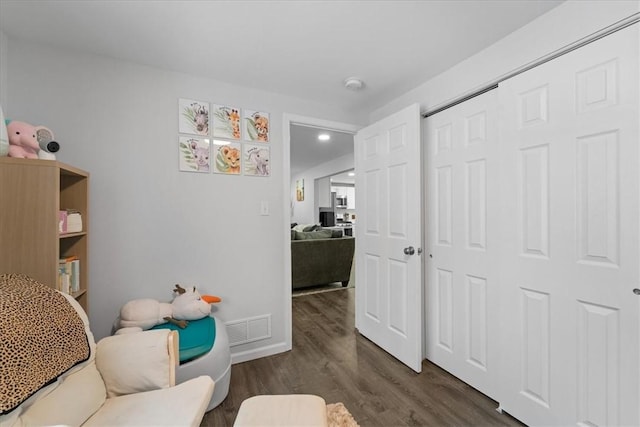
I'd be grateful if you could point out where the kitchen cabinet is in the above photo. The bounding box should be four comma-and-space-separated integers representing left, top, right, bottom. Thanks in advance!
346, 187, 355, 209
331, 185, 354, 209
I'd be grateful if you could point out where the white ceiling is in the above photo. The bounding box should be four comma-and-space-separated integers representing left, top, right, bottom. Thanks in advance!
0, 0, 564, 175
0, 0, 564, 118
290, 124, 354, 176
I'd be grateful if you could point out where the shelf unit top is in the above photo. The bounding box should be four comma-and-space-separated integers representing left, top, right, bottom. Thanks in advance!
0, 157, 89, 177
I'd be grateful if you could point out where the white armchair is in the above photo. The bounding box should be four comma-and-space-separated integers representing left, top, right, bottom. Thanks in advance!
0, 282, 214, 427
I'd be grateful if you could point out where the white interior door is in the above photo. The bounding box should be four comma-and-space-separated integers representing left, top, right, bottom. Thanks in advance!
355, 103, 423, 373
424, 90, 500, 400
498, 24, 639, 426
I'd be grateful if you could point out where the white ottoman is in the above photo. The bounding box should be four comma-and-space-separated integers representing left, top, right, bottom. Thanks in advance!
234, 394, 328, 426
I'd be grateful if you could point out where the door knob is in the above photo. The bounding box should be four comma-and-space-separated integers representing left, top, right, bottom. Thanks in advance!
404, 246, 415, 255
633, 288, 640, 295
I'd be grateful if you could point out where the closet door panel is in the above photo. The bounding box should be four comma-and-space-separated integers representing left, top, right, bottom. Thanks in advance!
498, 24, 639, 426
425, 90, 500, 400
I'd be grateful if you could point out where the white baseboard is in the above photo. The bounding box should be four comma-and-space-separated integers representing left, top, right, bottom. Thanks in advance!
230, 341, 291, 364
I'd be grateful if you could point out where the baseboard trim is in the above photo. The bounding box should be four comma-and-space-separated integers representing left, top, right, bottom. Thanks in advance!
230, 341, 291, 364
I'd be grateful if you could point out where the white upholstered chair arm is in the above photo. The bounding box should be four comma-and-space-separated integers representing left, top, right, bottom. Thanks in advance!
95, 329, 179, 398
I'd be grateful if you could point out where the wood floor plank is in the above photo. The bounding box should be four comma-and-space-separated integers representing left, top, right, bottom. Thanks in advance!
202, 288, 523, 426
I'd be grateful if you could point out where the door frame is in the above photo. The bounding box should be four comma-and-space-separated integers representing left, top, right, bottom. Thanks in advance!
282, 114, 360, 350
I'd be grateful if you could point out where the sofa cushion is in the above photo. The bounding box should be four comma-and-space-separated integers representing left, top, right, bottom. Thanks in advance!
83, 375, 214, 427
18, 361, 106, 427
294, 229, 333, 240
96, 329, 176, 398
329, 228, 344, 238
292, 223, 320, 232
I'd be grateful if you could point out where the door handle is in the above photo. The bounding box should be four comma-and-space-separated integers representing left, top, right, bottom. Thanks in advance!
634, 288, 640, 295
404, 246, 415, 255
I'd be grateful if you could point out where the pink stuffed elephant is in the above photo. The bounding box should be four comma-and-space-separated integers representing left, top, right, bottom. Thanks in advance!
7, 121, 40, 159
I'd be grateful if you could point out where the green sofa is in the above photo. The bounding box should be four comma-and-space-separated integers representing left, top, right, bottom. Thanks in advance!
291, 230, 355, 290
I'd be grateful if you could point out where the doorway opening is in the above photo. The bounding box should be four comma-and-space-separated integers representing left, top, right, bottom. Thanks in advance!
282, 114, 360, 350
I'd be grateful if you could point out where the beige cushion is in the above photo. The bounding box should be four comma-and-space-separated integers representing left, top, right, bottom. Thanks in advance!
234, 394, 328, 427
83, 375, 214, 427
60, 292, 97, 363
18, 362, 106, 427
96, 329, 176, 398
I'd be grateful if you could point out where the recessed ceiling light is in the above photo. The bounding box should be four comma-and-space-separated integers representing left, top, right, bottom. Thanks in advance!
318, 133, 331, 141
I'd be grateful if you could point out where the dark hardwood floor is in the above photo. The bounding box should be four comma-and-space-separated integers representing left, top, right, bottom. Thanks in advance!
202, 288, 523, 426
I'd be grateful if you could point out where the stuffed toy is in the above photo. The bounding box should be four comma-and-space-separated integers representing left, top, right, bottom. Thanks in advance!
116, 284, 221, 334
6, 121, 40, 159
5, 120, 60, 159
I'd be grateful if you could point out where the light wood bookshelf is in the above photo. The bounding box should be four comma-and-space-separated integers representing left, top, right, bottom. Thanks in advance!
0, 157, 89, 312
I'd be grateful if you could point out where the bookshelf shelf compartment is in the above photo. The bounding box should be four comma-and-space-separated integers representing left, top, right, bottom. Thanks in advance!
0, 158, 90, 313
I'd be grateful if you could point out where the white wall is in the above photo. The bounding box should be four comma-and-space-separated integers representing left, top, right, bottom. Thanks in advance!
290, 152, 354, 225
0, 30, 8, 108
3, 38, 363, 362
371, 0, 640, 121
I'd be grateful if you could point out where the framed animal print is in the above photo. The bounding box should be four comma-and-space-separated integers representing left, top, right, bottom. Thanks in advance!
243, 144, 270, 177
179, 136, 210, 173
214, 142, 242, 175
296, 179, 304, 201
179, 98, 210, 136
244, 110, 270, 143
212, 104, 242, 140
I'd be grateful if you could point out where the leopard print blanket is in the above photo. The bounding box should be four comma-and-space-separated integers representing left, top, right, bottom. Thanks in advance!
0, 274, 90, 415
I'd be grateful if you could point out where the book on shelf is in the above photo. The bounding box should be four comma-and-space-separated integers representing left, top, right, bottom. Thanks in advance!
58, 256, 80, 294
59, 209, 83, 234
58, 210, 67, 233
70, 259, 80, 293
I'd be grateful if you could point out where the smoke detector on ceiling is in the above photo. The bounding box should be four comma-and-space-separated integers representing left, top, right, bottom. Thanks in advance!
344, 77, 365, 91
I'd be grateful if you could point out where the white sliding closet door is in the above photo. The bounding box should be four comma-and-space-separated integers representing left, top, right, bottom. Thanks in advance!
498, 24, 639, 426
425, 91, 500, 400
